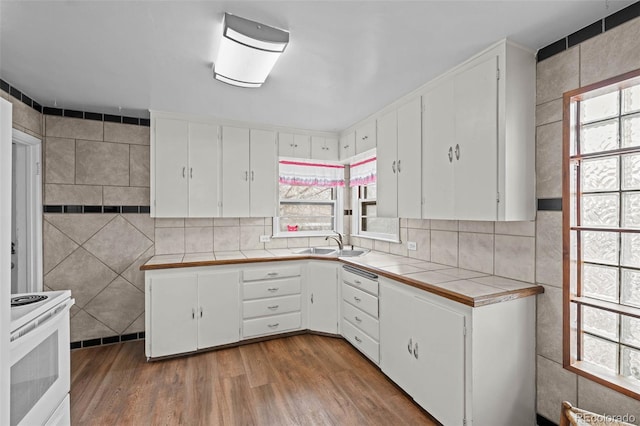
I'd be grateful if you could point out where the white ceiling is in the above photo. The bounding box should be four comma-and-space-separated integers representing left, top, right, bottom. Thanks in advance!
0, 1, 635, 132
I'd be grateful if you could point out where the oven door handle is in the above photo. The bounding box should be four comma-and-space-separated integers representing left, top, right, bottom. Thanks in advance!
10, 299, 74, 343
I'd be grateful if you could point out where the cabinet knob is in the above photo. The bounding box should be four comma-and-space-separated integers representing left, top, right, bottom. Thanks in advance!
355, 336, 362, 343
455, 144, 460, 160
190, 168, 193, 179
392, 160, 396, 173
407, 338, 413, 354
354, 316, 362, 323
244, 171, 249, 181
448, 147, 453, 163
251, 171, 255, 181
397, 159, 401, 173
413, 342, 419, 359
182, 167, 186, 178
353, 296, 361, 303
192, 308, 195, 319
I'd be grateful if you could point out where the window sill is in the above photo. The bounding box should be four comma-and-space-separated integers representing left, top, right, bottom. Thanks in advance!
566, 361, 640, 401
272, 231, 338, 239
352, 234, 401, 244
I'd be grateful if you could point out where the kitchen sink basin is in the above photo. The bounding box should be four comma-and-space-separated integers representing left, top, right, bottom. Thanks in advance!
296, 247, 337, 255
336, 249, 368, 257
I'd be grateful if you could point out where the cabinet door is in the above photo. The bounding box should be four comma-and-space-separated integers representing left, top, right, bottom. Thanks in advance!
188, 123, 219, 217
376, 109, 398, 218
311, 136, 339, 161
355, 120, 376, 153
250, 129, 277, 217
278, 132, 296, 157
379, 281, 415, 394
307, 262, 338, 334
149, 274, 198, 357
221, 126, 250, 217
397, 97, 422, 219
422, 77, 455, 219
197, 270, 240, 348
293, 134, 311, 158
154, 118, 188, 217
453, 55, 499, 220
412, 296, 466, 426
340, 132, 356, 160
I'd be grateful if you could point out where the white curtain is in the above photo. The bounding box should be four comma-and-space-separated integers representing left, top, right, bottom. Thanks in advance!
349, 151, 376, 187
279, 158, 345, 187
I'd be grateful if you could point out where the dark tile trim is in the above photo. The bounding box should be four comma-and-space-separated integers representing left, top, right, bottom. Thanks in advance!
537, 414, 558, 426
44, 205, 151, 214
605, 1, 640, 30
71, 332, 145, 350
0, 79, 149, 126
537, 198, 563, 211
538, 3, 640, 62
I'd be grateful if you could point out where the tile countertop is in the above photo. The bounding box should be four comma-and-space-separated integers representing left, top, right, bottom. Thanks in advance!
140, 249, 544, 307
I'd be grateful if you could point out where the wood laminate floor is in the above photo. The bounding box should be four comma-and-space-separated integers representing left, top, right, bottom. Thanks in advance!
70, 334, 439, 425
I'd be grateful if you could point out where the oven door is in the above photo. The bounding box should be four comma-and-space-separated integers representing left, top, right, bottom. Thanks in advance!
9, 299, 73, 426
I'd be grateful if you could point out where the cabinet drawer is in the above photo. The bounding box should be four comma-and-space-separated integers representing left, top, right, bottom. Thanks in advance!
243, 295, 301, 319
342, 301, 379, 340
243, 265, 301, 281
243, 277, 301, 300
342, 319, 379, 364
342, 283, 378, 318
243, 312, 301, 338
342, 269, 378, 296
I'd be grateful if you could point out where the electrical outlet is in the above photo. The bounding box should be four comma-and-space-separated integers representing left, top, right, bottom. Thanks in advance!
259, 235, 271, 243
407, 241, 417, 251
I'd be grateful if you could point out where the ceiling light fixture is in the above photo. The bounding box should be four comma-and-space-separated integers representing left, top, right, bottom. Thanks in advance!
213, 13, 289, 88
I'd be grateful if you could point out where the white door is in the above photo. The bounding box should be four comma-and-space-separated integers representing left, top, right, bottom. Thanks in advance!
376, 109, 398, 218
453, 55, 499, 220
379, 281, 415, 394
188, 122, 219, 217
149, 274, 198, 357
221, 126, 250, 217
307, 262, 338, 334
250, 129, 277, 217
412, 296, 466, 426
422, 77, 455, 219
154, 118, 188, 217
397, 97, 422, 219
197, 270, 240, 348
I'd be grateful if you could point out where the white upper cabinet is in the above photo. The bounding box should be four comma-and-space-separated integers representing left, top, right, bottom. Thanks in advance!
152, 116, 219, 218
278, 132, 311, 158
339, 131, 356, 160
376, 97, 422, 218
355, 120, 376, 154
421, 40, 535, 221
221, 126, 277, 217
310, 136, 339, 161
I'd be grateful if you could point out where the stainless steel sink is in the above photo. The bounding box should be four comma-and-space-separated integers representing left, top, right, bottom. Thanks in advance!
336, 249, 369, 257
296, 247, 337, 255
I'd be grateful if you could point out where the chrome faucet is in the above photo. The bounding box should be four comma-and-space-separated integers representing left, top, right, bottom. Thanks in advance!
325, 232, 344, 250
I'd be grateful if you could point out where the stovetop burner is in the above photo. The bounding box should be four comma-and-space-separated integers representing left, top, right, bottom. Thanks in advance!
11, 294, 48, 307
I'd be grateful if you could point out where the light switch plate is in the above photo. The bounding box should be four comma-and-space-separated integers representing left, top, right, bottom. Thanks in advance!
407, 241, 417, 251
259, 235, 271, 243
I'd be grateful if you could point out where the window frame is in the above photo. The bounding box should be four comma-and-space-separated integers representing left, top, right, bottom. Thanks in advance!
273, 185, 343, 238
351, 183, 400, 242
563, 68, 640, 401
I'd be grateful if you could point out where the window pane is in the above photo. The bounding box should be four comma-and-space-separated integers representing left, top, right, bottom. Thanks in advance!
583, 306, 619, 341
580, 91, 619, 123
621, 233, 640, 268
362, 217, 397, 235
621, 346, 640, 382
622, 192, 640, 228
580, 119, 619, 154
279, 217, 333, 232
621, 315, 640, 348
280, 185, 333, 201
363, 184, 377, 199
621, 269, 640, 308
622, 153, 640, 190
622, 113, 640, 148
623, 85, 640, 114
361, 201, 377, 217
581, 194, 619, 228
583, 334, 618, 373
583, 231, 619, 265
582, 157, 619, 192
280, 203, 333, 217
583, 263, 619, 302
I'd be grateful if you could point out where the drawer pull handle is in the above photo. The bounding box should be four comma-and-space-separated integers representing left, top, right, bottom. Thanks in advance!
354, 316, 362, 323
268, 323, 279, 328
267, 272, 279, 277
268, 287, 279, 292
354, 279, 362, 285
355, 336, 362, 343
353, 296, 361, 303
192, 308, 195, 319
267, 305, 279, 310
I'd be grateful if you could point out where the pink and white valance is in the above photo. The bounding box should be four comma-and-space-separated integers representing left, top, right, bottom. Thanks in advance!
349, 153, 376, 187
279, 158, 345, 187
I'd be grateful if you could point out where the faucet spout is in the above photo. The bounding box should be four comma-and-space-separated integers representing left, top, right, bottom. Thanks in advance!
325, 232, 344, 250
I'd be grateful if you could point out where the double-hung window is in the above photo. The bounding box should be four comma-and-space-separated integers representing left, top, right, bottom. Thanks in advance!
564, 69, 640, 399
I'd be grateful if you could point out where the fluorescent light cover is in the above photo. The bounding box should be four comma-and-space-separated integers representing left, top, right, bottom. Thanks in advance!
213, 13, 289, 88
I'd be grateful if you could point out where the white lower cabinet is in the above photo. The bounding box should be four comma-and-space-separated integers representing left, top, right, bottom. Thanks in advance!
380, 278, 536, 426
307, 261, 339, 334
145, 269, 240, 358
